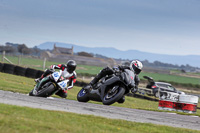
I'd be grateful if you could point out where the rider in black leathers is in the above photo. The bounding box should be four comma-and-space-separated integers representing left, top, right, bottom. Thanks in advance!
84, 60, 143, 93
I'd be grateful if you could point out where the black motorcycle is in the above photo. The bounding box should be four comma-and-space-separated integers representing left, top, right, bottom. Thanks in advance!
77, 69, 136, 105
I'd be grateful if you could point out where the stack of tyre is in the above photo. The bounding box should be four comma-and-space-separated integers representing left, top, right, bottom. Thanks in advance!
158, 91, 199, 113
0, 62, 44, 79
176, 94, 199, 113
158, 91, 179, 112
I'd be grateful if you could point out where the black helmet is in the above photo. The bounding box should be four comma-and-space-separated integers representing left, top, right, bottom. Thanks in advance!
66, 60, 76, 73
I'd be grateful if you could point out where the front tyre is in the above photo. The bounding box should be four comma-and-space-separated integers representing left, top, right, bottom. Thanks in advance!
29, 90, 34, 96
35, 82, 56, 97
102, 86, 125, 105
77, 88, 90, 102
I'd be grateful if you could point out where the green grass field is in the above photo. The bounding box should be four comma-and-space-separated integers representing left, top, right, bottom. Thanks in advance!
1, 104, 199, 133
140, 72, 200, 85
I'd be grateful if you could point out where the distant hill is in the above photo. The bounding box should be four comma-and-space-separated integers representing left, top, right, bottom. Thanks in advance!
37, 42, 200, 67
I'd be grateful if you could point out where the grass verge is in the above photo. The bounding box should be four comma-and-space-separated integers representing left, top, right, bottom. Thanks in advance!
0, 103, 199, 133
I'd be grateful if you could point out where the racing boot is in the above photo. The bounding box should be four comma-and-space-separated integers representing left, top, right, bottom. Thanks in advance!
131, 88, 137, 94
34, 70, 48, 83
34, 69, 51, 83
34, 75, 43, 83
131, 85, 139, 94
84, 75, 101, 92
34, 78, 41, 83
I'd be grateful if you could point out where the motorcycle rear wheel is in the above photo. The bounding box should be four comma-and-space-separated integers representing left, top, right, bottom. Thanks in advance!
118, 96, 125, 103
102, 86, 125, 105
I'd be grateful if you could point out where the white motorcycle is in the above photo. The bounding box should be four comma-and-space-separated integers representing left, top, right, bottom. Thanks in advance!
29, 70, 70, 97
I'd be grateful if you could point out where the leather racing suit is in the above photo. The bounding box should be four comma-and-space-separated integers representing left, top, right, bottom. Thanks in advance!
39, 64, 77, 98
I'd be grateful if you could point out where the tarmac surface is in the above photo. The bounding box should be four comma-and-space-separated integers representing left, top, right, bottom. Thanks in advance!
0, 90, 199, 131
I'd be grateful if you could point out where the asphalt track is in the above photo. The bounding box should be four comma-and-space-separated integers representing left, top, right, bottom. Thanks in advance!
0, 90, 200, 131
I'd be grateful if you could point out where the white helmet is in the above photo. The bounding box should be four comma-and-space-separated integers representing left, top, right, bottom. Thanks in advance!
130, 60, 143, 74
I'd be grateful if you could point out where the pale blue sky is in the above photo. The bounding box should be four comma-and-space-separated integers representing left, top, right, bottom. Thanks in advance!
0, 0, 200, 55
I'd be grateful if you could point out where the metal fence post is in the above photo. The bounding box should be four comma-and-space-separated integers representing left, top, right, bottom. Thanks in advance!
18, 55, 21, 65
2, 51, 5, 62
43, 58, 46, 70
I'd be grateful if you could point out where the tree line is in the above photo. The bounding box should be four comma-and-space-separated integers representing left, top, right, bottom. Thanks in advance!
0, 42, 42, 56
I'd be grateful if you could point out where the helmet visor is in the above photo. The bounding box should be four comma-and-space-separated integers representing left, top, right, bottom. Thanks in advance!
132, 64, 141, 74
135, 68, 141, 75
67, 66, 76, 74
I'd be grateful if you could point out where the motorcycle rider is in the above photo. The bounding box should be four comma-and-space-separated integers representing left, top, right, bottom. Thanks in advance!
84, 60, 143, 93
35, 60, 77, 98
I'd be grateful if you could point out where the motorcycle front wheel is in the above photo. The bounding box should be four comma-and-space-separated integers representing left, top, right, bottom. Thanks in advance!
77, 88, 90, 102
102, 86, 125, 105
32, 82, 56, 97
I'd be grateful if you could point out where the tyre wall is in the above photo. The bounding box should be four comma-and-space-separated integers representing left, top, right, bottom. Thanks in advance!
2, 63, 16, 74
14, 66, 27, 76
25, 68, 39, 78
36, 70, 44, 78
0, 62, 4, 72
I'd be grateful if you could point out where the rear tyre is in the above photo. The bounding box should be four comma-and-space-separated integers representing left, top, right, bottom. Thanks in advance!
35, 82, 56, 97
118, 96, 125, 104
102, 86, 125, 105
77, 88, 90, 102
